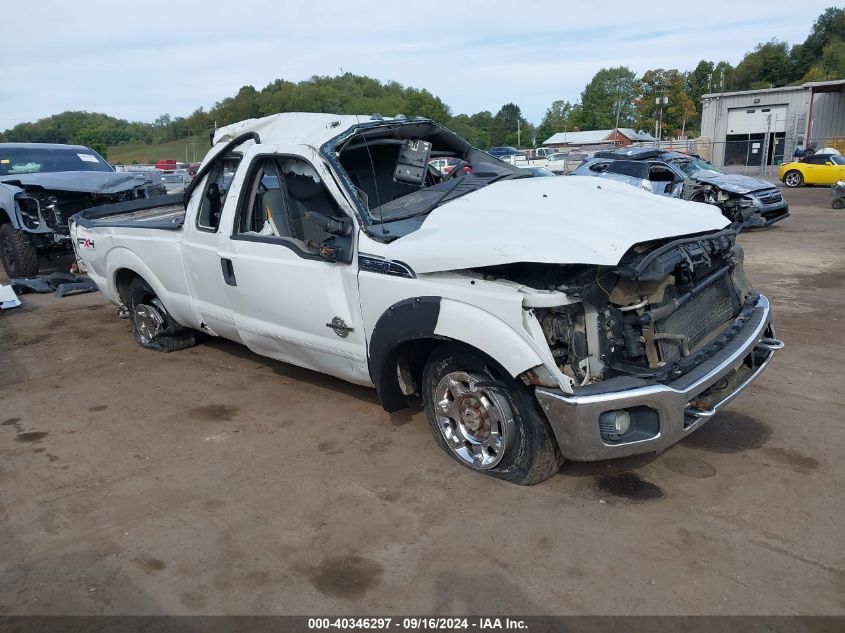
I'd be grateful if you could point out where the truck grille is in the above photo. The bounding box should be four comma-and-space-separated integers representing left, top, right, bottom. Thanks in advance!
654, 274, 740, 363
755, 190, 783, 206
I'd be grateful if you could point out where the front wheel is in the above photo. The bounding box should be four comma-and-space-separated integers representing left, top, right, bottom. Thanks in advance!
421, 344, 563, 485
783, 170, 803, 188
126, 276, 197, 352
0, 224, 39, 278
832, 198, 844, 210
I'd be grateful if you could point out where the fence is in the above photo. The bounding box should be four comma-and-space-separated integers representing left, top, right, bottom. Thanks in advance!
621, 111, 843, 176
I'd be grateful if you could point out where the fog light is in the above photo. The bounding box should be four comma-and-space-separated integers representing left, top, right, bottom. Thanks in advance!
599, 409, 631, 441
600, 407, 660, 444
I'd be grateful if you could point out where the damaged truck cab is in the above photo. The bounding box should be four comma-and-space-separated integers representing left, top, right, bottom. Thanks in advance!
71, 113, 782, 484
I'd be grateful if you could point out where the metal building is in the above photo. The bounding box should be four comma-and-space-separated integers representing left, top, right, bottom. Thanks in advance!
700, 79, 845, 168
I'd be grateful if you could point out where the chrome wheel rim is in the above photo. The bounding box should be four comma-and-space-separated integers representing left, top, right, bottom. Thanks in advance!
785, 173, 800, 187
434, 371, 515, 469
134, 301, 164, 344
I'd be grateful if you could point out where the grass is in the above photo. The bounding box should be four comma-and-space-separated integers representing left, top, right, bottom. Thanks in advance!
106, 135, 209, 165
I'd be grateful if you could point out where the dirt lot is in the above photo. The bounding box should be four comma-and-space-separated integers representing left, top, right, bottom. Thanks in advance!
1, 185, 843, 616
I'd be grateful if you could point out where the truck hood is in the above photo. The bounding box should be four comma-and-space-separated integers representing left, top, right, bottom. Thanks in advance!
690, 170, 774, 194
382, 176, 729, 274
0, 171, 147, 194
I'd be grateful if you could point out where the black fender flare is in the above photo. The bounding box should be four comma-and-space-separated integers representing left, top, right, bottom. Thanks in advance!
368, 296, 442, 412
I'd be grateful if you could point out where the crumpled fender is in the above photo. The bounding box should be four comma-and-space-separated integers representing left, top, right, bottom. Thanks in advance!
0, 182, 23, 224
433, 297, 553, 379
368, 295, 558, 412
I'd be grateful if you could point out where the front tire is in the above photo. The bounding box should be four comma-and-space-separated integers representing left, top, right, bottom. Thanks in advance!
421, 343, 563, 485
783, 170, 803, 188
126, 276, 197, 352
0, 224, 39, 278
832, 198, 844, 210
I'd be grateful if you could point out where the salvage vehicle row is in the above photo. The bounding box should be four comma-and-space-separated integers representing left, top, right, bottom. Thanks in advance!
570, 147, 790, 230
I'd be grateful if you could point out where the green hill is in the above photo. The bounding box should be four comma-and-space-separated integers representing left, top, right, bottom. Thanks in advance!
107, 135, 208, 165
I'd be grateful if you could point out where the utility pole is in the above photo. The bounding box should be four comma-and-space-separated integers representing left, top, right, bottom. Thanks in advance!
655, 88, 668, 148
614, 78, 624, 131
517, 118, 521, 147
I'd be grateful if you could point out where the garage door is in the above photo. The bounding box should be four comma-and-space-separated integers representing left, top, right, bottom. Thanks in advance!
727, 105, 787, 134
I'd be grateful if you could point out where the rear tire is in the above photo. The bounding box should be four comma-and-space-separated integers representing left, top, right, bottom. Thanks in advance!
832, 198, 844, 210
0, 224, 39, 278
126, 276, 197, 352
783, 170, 803, 188
421, 343, 563, 485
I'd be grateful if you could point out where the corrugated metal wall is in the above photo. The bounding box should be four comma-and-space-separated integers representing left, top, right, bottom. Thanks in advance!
700, 87, 811, 166
809, 90, 845, 143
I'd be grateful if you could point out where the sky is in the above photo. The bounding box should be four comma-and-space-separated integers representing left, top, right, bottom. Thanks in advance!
0, 0, 836, 130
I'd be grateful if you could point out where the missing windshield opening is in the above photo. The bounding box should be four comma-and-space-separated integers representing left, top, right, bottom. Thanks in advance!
334, 121, 519, 233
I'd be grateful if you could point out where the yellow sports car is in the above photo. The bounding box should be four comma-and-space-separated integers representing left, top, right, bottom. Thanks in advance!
779, 153, 845, 187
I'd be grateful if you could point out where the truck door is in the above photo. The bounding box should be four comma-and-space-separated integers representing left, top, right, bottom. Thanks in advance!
219, 145, 370, 386
181, 153, 244, 342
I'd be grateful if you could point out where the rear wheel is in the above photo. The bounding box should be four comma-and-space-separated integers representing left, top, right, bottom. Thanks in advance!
0, 224, 39, 278
126, 276, 197, 352
783, 170, 803, 188
832, 198, 844, 210
421, 343, 563, 485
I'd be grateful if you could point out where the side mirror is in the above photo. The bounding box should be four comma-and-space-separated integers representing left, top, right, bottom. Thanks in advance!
304, 210, 352, 236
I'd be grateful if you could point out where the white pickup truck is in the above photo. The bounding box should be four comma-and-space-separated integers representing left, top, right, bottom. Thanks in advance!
71, 113, 782, 485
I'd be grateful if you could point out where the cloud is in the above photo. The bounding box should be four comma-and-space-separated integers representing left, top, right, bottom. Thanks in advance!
0, 0, 833, 128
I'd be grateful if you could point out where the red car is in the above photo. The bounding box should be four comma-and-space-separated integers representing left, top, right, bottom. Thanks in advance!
155, 159, 178, 172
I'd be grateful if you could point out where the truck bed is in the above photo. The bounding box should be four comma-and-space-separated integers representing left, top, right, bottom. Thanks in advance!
72, 194, 186, 230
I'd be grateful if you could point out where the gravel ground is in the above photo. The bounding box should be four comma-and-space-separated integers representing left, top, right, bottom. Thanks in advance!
0, 184, 843, 615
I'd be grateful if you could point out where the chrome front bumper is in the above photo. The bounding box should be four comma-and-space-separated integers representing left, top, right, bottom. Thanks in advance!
534, 294, 781, 461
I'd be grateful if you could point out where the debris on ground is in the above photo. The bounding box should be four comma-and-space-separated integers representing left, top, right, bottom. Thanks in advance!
0, 283, 21, 309
10, 272, 98, 298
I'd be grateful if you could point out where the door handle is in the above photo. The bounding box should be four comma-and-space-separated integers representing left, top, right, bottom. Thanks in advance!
220, 258, 237, 286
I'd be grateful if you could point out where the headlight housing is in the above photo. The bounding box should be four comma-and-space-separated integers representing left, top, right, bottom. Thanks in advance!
15, 195, 42, 229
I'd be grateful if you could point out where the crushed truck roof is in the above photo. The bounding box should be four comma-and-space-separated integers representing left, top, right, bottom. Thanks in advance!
213, 112, 414, 149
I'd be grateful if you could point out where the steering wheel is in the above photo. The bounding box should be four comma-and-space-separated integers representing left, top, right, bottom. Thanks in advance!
425, 162, 442, 186
445, 160, 471, 180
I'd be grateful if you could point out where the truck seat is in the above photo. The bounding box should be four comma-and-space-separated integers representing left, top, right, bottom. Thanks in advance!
260, 188, 291, 237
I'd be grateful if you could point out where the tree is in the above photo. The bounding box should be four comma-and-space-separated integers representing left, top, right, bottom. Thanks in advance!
490, 103, 530, 147
403, 88, 450, 122
733, 40, 791, 89
578, 67, 638, 130
536, 100, 574, 144
185, 107, 212, 136
669, 90, 697, 139
74, 127, 108, 158
792, 7, 845, 80
803, 40, 845, 80
635, 69, 690, 140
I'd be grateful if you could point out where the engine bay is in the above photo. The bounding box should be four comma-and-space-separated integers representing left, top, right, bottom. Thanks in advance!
480, 230, 757, 387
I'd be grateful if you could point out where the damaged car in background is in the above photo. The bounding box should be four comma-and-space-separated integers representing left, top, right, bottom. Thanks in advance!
70, 113, 782, 484
571, 147, 789, 230
0, 143, 166, 277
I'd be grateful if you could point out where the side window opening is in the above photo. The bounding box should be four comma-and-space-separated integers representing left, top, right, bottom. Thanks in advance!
606, 161, 647, 179
235, 156, 349, 258
197, 155, 242, 232
648, 164, 677, 195
648, 165, 675, 182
